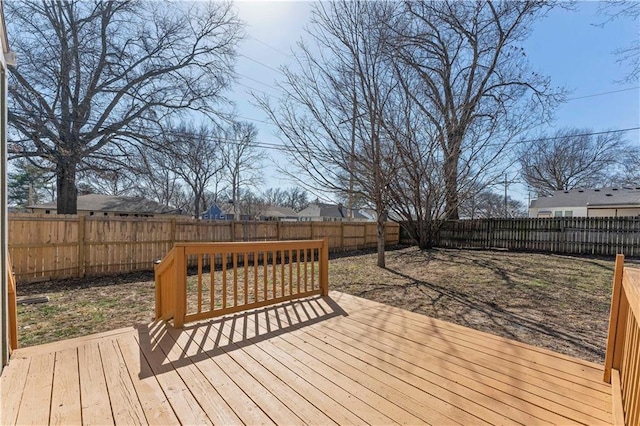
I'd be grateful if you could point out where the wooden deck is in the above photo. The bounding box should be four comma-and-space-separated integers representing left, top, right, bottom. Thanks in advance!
1, 291, 612, 425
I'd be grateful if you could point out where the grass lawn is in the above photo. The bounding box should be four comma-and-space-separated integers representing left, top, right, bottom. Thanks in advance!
16, 246, 619, 363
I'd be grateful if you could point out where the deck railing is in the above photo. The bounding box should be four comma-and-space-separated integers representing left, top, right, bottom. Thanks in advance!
604, 254, 640, 426
7, 256, 18, 351
155, 238, 329, 328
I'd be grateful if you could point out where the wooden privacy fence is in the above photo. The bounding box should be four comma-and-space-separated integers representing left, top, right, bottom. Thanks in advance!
155, 239, 329, 328
402, 217, 640, 256
604, 254, 640, 425
8, 214, 399, 283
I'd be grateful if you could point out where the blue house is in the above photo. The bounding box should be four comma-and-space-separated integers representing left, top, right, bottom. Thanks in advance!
201, 204, 231, 220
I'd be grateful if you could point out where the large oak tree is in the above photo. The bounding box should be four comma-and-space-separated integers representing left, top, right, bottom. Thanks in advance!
7, 0, 243, 213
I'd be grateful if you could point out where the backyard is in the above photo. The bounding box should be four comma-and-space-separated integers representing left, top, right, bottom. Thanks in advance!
16, 246, 619, 363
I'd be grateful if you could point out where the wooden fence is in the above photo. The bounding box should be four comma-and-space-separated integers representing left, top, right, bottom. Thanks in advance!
8, 214, 399, 283
400, 217, 640, 257
156, 239, 329, 328
604, 254, 640, 425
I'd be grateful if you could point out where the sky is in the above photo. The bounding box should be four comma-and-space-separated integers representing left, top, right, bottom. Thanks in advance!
231, 1, 640, 205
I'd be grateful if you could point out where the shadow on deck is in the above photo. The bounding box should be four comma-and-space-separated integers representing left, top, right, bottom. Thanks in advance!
1, 292, 613, 425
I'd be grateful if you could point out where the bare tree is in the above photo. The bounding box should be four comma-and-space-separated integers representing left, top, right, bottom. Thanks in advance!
263, 187, 310, 211
258, 1, 400, 267
6, 0, 243, 213
390, 1, 562, 219
460, 190, 526, 219
128, 146, 185, 210
262, 188, 287, 207
221, 122, 262, 220
518, 128, 632, 196
162, 123, 226, 218
383, 88, 448, 249
77, 160, 138, 196
598, 1, 640, 83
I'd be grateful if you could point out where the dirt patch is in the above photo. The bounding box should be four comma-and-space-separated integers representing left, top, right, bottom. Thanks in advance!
16, 247, 618, 363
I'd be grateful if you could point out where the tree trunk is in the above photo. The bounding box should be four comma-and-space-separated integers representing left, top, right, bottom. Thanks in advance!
56, 160, 78, 214
376, 211, 386, 268
194, 190, 202, 218
443, 149, 460, 220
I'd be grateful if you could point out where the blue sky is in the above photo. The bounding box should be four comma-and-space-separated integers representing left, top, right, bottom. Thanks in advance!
231, 1, 640, 204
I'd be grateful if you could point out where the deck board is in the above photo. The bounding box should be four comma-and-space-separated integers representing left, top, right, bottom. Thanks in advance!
2, 291, 613, 425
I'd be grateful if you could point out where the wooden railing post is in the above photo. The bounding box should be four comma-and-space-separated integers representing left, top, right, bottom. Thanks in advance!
7, 257, 18, 351
604, 254, 626, 383
321, 237, 329, 296
174, 245, 187, 328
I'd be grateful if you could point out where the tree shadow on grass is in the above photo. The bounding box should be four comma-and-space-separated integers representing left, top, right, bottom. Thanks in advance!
373, 267, 605, 360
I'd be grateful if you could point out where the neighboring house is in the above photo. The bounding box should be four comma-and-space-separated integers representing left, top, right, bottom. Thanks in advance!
298, 202, 370, 222
27, 194, 182, 217
1, 0, 15, 368
201, 204, 229, 220
529, 187, 640, 218
258, 205, 299, 221
201, 203, 252, 221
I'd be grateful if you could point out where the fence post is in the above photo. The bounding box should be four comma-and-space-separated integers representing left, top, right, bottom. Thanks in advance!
321, 236, 329, 296
230, 221, 236, 242
311, 221, 315, 239
170, 218, 176, 247
277, 221, 282, 241
340, 222, 345, 251
78, 215, 86, 278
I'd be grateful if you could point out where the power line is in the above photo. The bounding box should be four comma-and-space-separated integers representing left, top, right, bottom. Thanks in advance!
512, 127, 640, 146
247, 36, 295, 59
235, 73, 282, 93
566, 86, 640, 101
239, 54, 284, 74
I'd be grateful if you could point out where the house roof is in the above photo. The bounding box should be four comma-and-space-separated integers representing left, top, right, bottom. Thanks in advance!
530, 187, 640, 209
28, 194, 179, 215
299, 202, 368, 219
260, 205, 298, 218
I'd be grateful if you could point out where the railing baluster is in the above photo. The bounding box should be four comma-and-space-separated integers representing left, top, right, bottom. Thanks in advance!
253, 251, 258, 304
244, 251, 249, 305
297, 249, 301, 294
214, 253, 216, 311
233, 252, 238, 307
272, 250, 277, 299
263, 251, 267, 302
289, 249, 293, 296
311, 248, 315, 290
304, 248, 308, 292
222, 252, 227, 309
197, 253, 203, 313
281, 248, 285, 297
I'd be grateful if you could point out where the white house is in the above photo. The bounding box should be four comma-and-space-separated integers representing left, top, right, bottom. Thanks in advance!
298, 202, 370, 222
529, 187, 640, 218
